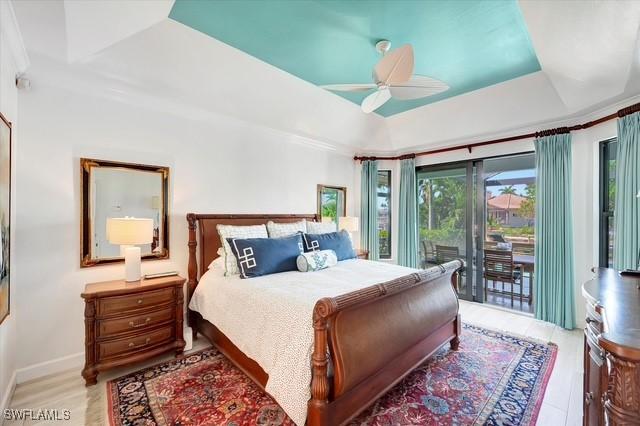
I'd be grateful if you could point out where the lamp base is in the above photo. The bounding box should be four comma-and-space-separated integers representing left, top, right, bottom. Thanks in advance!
123, 245, 142, 282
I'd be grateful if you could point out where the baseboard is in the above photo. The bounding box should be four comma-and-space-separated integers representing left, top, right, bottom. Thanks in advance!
15, 352, 84, 384
0, 370, 16, 426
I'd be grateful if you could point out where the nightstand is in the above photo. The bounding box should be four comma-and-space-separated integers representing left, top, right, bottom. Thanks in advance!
81, 275, 185, 386
356, 249, 369, 260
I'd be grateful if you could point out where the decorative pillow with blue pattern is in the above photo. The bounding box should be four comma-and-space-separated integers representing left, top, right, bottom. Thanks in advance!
266, 220, 307, 238
227, 233, 303, 279
302, 230, 356, 261
306, 221, 337, 234
296, 249, 338, 272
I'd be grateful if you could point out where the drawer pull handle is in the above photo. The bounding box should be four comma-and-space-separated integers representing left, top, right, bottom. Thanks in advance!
137, 299, 143, 304
128, 318, 151, 328
128, 337, 151, 348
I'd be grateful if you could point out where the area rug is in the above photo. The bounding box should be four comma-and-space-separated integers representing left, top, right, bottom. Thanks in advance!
107, 324, 556, 426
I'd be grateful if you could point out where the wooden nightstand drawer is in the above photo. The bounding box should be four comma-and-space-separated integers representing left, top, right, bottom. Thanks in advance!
97, 287, 174, 316
82, 275, 186, 385
98, 326, 174, 360
97, 307, 174, 338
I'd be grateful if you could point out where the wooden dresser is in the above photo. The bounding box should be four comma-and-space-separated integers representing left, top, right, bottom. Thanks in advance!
81, 276, 186, 385
582, 268, 640, 425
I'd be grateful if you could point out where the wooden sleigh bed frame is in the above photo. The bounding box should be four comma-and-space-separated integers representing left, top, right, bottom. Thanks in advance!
186, 213, 463, 426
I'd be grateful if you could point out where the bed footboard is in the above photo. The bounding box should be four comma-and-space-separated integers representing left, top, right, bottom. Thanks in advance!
308, 260, 463, 426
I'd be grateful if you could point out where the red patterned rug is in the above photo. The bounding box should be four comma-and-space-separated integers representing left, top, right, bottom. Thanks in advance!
108, 324, 556, 425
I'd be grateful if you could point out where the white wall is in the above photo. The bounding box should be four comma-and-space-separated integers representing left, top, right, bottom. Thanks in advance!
0, 1, 21, 413
13, 73, 356, 380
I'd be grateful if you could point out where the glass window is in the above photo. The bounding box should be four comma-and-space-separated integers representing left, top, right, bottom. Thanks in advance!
599, 139, 617, 268
377, 171, 391, 259
318, 185, 346, 224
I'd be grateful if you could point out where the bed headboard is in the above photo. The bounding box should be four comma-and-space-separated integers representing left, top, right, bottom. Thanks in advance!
186, 213, 319, 298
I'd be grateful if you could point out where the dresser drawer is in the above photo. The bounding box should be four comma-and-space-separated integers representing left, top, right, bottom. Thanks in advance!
585, 301, 602, 325
97, 287, 174, 316
98, 326, 174, 360
97, 307, 174, 338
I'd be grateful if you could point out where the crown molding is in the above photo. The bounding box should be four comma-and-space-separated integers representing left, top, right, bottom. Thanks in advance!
1, 0, 29, 72
357, 92, 640, 158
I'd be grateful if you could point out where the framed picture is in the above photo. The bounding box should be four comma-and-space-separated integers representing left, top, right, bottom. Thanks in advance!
0, 113, 11, 325
317, 184, 346, 224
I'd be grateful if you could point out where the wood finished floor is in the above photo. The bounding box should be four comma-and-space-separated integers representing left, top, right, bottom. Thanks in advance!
5, 301, 583, 425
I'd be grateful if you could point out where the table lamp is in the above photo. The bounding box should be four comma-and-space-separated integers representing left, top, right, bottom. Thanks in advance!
339, 216, 359, 246
107, 217, 153, 282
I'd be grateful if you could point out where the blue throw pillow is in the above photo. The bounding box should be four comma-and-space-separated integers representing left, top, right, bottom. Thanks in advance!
227, 233, 303, 279
302, 230, 356, 261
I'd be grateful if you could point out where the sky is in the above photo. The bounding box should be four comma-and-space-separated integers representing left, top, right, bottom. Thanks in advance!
486, 169, 535, 197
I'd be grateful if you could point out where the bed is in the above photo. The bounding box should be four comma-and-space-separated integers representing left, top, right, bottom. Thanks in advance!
186, 213, 463, 426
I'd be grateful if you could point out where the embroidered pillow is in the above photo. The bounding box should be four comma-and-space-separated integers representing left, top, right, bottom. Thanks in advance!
227, 234, 303, 279
296, 250, 338, 272
302, 230, 356, 261
217, 224, 268, 276
267, 220, 307, 238
306, 221, 337, 234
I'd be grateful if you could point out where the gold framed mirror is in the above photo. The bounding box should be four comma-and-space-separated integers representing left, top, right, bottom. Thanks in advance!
317, 184, 347, 224
80, 158, 169, 267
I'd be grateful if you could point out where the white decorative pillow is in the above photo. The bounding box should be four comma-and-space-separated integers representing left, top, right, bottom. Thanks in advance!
208, 256, 224, 270
267, 220, 307, 238
217, 224, 268, 276
296, 249, 338, 272
306, 221, 337, 234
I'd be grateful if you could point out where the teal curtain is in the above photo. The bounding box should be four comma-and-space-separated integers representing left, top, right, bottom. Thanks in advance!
534, 133, 576, 329
360, 160, 379, 260
398, 158, 418, 267
613, 112, 640, 270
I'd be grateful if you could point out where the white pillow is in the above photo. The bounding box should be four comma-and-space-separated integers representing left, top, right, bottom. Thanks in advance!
267, 220, 307, 238
217, 224, 268, 276
208, 256, 224, 270
307, 221, 337, 234
297, 249, 338, 272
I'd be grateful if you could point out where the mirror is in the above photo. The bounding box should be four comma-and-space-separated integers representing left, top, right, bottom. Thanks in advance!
81, 158, 169, 267
317, 184, 347, 224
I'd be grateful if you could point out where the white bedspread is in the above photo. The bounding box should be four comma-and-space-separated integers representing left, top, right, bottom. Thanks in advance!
189, 259, 418, 425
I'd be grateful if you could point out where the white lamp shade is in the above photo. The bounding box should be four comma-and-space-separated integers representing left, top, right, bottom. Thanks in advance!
339, 216, 359, 232
107, 217, 153, 245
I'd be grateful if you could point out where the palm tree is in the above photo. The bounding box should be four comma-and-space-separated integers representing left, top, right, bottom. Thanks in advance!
498, 185, 517, 225
499, 185, 517, 195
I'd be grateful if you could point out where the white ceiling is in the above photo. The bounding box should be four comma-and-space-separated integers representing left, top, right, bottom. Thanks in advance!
10, 0, 640, 154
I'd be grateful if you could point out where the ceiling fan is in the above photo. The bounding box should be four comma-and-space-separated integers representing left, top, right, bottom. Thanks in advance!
321, 40, 449, 113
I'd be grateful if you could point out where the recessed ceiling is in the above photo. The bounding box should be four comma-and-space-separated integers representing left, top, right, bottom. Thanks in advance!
169, 0, 541, 117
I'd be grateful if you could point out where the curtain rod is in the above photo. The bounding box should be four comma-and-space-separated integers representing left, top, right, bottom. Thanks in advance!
354, 101, 640, 162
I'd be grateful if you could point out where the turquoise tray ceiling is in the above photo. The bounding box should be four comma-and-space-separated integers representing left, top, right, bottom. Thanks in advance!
170, 0, 540, 117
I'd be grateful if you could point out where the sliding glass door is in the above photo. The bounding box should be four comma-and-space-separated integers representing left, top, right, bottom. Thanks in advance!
417, 153, 536, 312
417, 162, 480, 301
